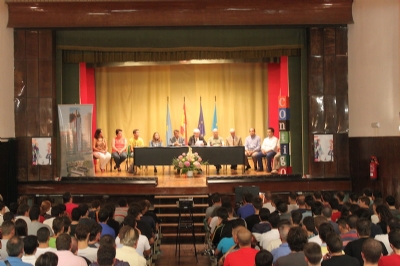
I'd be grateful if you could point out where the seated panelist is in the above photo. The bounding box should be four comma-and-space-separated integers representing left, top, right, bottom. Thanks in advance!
149, 132, 162, 173
93, 128, 112, 173
208, 128, 224, 174
128, 129, 144, 156
188, 128, 207, 146
111, 129, 127, 172
169, 130, 185, 146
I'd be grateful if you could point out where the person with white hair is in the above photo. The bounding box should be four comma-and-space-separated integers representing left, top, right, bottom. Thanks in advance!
208, 128, 224, 174
188, 128, 207, 146
225, 128, 243, 170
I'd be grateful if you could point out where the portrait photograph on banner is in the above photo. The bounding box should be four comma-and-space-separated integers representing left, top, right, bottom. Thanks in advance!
314, 134, 334, 162
58, 104, 94, 177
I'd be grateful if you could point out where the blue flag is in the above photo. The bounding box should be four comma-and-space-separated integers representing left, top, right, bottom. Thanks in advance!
166, 102, 173, 146
198, 103, 206, 136
212, 102, 218, 131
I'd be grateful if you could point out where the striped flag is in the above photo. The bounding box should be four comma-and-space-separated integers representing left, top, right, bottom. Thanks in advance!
212, 102, 218, 131
180, 100, 187, 144
166, 100, 172, 147
198, 102, 206, 136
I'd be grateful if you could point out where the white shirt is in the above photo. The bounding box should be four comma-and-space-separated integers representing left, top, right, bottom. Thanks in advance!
287, 204, 299, 213
115, 235, 150, 257
78, 246, 98, 262
261, 136, 278, 152
375, 234, 392, 254
262, 202, 276, 213
35, 247, 57, 258
22, 254, 37, 265
266, 238, 282, 252
371, 214, 379, 224
308, 235, 323, 245
43, 217, 55, 234
259, 228, 280, 250
116, 246, 146, 266
16, 216, 31, 226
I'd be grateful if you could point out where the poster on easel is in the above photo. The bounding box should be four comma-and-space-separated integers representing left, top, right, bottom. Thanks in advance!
58, 104, 94, 177
314, 134, 334, 162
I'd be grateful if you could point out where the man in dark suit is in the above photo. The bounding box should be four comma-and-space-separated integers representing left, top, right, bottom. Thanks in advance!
188, 128, 207, 146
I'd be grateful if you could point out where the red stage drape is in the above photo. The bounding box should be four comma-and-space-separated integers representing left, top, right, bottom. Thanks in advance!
79, 63, 97, 136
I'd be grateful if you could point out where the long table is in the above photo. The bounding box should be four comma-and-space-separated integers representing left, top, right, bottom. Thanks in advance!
133, 146, 245, 173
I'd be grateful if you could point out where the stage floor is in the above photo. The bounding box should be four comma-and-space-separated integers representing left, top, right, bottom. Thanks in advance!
93, 165, 271, 188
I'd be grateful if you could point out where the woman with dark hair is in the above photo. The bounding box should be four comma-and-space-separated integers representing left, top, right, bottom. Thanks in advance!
376, 204, 393, 234
93, 128, 112, 172
111, 129, 127, 172
149, 132, 163, 173
35, 252, 58, 266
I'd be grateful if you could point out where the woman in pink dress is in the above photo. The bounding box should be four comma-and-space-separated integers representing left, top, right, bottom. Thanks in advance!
93, 128, 112, 172
111, 129, 127, 172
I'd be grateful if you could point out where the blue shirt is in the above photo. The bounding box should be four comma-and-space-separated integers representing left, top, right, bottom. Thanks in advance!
217, 237, 235, 255
237, 204, 255, 219
99, 223, 116, 239
0, 257, 33, 266
271, 243, 291, 263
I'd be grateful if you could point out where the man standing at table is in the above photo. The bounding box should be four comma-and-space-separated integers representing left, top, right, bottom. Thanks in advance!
169, 129, 185, 146
257, 128, 278, 173
188, 128, 207, 146
226, 128, 242, 170
244, 128, 261, 171
208, 128, 224, 174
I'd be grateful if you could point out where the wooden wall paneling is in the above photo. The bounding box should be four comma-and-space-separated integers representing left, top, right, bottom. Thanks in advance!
39, 30, 54, 59
323, 55, 336, 95
14, 30, 25, 59
309, 56, 324, 95
336, 133, 349, 176
26, 98, 39, 137
16, 138, 28, 181
38, 60, 53, 97
26, 59, 38, 97
324, 95, 337, 133
14, 59, 26, 98
14, 98, 27, 138
25, 30, 38, 58
335, 55, 348, 96
7, 1, 354, 28
39, 98, 53, 137
323, 28, 336, 55
335, 27, 348, 56
39, 165, 53, 181
336, 95, 349, 133
309, 95, 325, 133
28, 163, 39, 181
309, 27, 324, 56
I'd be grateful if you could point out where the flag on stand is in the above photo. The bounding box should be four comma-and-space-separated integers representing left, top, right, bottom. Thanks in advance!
166, 100, 172, 147
180, 100, 187, 144
212, 101, 218, 131
198, 102, 206, 136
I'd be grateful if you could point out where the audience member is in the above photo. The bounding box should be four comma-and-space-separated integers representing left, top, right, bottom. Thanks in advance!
35, 227, 57, 257
255, 250, 273, 266
277, 201, 291, 221
302, 216, 316, 239
21, 235, 38, 265
329, 198, 341, 222
215, 219, 246, 260
76, 224, 98, 262
335, 191, 345, 211
0, 236, 32, 266
115, 197, 129, 224
15, 204, 31, 227
115, 226, 146, 266
245, 196, 263, 232
271, 220, 291, 263
28, 204, 53, 237
55, 233, 87, 266
308, 216, 328, 245
223, 228, 259, 266
43, 205, 62, 233
127, 206, 154, 245
98, 208, 115, 239
262, 191, 276, 213
321, 206, 340, 234
378, 230, 400, 265
321, 233, 359, 266
385, 195, 400, 218
91, 245, 129, 266
344, 218, 388, 265
274, 226, 308, 266
49, 217, 65, 248
375, 205, 393, 234
15, 219, 28, 238
0, 220, 16, 259
361, 239, 382, 266
288, 192, 299, 212
294, 195, 308, 215
304, 242, 322, 266
252, 208, 271, 242
318, 222, 335, 256
70, 207, 80, 236
237, 193, 255, 219
260, 212, 280, 250
35, 252, 58, 266
103, 204, 120, 237
291, 210, 303, 226
119, 215, 151, 258
88, 223, 102, 248
338, 215, 358, 247
375, 217, 400, 254
63, 192, 78, 217
78, 203, 96, 228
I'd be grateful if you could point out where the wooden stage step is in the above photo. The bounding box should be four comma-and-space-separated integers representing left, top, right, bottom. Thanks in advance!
158, 213, 205, 218
162, 223, 204, 227
154, 203, 208, 208
154, 195, 208, 199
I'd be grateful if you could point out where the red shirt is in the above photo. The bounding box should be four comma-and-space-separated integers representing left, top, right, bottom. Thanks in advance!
379, 254, 400, 266
65, 202, 79, 216
331, 211, 341, 222
224, 247, 259, 266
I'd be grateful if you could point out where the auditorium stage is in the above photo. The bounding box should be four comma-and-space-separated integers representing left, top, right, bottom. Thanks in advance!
17, 166, 352, 196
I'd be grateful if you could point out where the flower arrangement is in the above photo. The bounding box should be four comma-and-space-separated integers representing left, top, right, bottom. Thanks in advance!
172, 146, 207, 174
